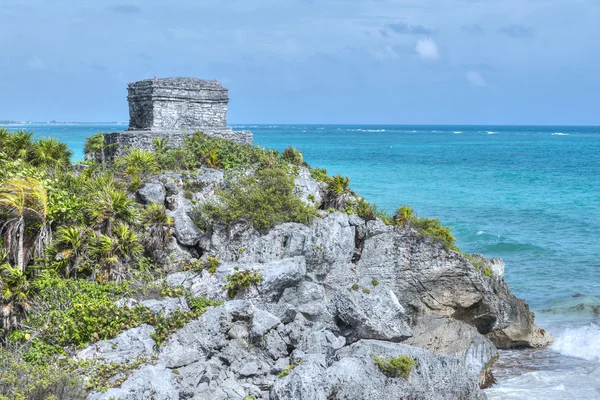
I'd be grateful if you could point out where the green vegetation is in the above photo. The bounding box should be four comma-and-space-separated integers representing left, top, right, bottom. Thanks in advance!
392, 206, 457, 251
372, 354, 417, 378
372, 279, 380, 287
281, 147, 304, 166
223, 268, 262, 299
362, 288, 371, 294
194, 168, 317, 232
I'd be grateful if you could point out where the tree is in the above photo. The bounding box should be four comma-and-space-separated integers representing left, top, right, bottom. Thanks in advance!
0, 177, 50, 271
51, 226, 89, 278
83, 133, 112, 165
30, 137, 73, 173
87, 187, 138, 235
0, 260, 31, 334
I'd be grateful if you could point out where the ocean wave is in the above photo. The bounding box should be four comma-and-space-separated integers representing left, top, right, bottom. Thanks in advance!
552, 132, 570, 136
452, 131, 463, 134
487, 131, 499, 135
551, 323, 600, 362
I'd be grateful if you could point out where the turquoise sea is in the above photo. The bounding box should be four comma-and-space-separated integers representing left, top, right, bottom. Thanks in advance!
4, 123, 600, 398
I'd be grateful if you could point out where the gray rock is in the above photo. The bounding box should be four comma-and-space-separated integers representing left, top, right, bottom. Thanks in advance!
171, 205, 203, 246
334, 286, 412, 342
77, 324, 156, 364
88, 364, 177, 400
141, 297, 190, 318
405, 317, 498, 388
294, 167, 322, 207
137, 182, 166, 205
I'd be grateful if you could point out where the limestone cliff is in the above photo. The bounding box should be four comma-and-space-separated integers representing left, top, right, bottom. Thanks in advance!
79, 166, 551, 400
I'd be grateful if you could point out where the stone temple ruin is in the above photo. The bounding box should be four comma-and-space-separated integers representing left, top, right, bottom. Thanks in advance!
104, 77, 252, 159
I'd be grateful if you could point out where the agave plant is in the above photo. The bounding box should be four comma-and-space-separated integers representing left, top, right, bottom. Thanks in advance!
0, 177, 50, 271
325, 174, 351, 210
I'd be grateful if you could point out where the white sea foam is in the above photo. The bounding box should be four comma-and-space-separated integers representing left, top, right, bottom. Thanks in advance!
552, 132, 569, 136
551, 323, 600, 362
452, 131, 463, 134
487, 131, 499, 135
477, 231, 485, 236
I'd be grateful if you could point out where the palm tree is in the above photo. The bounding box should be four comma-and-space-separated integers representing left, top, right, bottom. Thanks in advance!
88, 224, 141, 281
4, 130, 33, 160
0, 261, 31, 335
30, 137, 73, 173
87, 187, 139, 235
51, 226, 89, 278
84, 133, 113, 165
0, 177, 50, 272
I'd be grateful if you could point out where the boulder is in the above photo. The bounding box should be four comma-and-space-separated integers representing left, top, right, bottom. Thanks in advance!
77, 324, 156, 364
136, 183, 166, 205
405, 317, 498, 388
334, 286, 412, 342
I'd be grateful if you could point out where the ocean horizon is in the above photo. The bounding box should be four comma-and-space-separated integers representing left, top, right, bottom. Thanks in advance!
3, 122, 600, 398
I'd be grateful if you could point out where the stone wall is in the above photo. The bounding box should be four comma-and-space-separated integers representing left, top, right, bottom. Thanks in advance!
104, 128, 253, 160
128, 78, 229, 131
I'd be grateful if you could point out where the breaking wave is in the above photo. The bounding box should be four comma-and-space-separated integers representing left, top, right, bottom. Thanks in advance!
551, 323, 600, 362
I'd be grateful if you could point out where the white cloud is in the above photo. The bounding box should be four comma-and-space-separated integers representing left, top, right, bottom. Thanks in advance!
415, 38, 439, 61
26, 56, 45, 70
466, 71, 486, 87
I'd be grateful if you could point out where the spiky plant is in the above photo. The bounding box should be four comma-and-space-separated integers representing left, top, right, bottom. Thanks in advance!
326, 174, 351, 210
51, 226, 89, 278
0, 262, 31, 334
141, 203, 172, 257
201, 148, 221, 169
84, 133, 109, 164
30, 137, 73, 173
119, 148, 158, 179
87, 188, 138, 235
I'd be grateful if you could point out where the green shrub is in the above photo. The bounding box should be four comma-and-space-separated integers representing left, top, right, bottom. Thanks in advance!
182, 132, 270, 170
372, 279, 380, 287
0, 349, 85, 400
223, 268, 262, 299
281, 147, 304, 166
372, 354, 417, 378
194, 168, 317, 232
309, 166, 328, 183
393, 206, 457, 251
362, 288, 371, 294
24, 274, 150, 347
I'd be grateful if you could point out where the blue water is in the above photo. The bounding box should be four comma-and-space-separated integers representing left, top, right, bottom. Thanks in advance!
4, 123, 600, 398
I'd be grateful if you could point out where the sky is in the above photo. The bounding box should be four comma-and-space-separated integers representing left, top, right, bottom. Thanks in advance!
1, 0, 599, 125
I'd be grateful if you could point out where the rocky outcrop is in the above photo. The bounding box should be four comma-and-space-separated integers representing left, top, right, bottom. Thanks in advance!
90, 166, 552, 399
